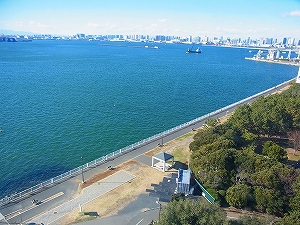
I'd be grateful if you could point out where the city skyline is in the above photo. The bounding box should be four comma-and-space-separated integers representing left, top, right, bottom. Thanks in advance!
0, 0, 300, 39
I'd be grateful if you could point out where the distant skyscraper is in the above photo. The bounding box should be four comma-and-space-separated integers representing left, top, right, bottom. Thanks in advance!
76, 33, 85, 39
276, 50, 280, 59
194, 36, 201, 43
282, 37, 287, 45
247, 37, 250, 45
288, 37, 295, 46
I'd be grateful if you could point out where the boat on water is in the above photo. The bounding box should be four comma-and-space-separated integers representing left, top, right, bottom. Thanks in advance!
186, 47, 201, 54
145, 45, 159, 49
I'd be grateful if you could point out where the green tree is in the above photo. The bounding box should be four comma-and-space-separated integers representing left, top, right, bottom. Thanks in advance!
274, 211, 300, 225
227, 215, 272, 225
289, 174, 300, 212
225, 184, 253, 208
262, 141, 287, 163
156, 198, 226, 225
228, 104, 253, 132
204, 118, 220, 128
251, 169, 280, 190
189, 127, 220, 152
280, 83, 300, 129
250, 95, 293, 136
191, 149, 236, 189
253, 186, 284, 215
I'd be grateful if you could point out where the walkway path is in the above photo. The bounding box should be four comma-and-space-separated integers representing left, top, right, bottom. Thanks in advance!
28, 171, 135, 225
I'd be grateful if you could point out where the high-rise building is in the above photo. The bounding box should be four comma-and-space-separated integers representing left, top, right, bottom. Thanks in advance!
288, 37, 295, 46
282, 37, 287, 45
193, 36, 201, 43
76, 33, 85, 39
246, 37, 250, 45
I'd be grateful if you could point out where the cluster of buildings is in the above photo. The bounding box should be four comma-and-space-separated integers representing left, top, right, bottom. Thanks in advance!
1, 33, 300, 49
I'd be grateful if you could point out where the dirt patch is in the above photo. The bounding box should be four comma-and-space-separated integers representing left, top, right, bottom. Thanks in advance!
57, 160, 166, 225
78, 160, 139, 193
56, 130, 198, 225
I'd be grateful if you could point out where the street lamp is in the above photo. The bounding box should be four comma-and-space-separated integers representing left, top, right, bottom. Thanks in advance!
81, 156, 85, 184
161, 124, 165, 146
156, 201, 161, 222
19, 209, 22, 225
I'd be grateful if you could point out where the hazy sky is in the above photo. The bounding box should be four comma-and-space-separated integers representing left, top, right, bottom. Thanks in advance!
0, 0, 299, 39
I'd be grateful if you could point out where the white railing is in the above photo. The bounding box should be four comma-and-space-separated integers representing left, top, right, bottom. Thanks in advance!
0, 78, 295, 207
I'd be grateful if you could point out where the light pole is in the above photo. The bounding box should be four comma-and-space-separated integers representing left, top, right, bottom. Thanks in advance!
81, 156, 85, 184
161, 124, 165, 146
156, 201, 161, 222
19, 209, 22, 225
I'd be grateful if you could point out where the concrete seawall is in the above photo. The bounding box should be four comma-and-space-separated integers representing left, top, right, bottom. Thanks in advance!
245, 57, 300, 66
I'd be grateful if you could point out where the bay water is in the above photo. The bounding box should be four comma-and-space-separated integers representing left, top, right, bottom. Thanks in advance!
0, 40, 297, 197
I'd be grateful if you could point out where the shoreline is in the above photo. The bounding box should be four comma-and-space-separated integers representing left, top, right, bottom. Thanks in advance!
1, 79, 295, 206
1, 80, 296, 224
245, 57, 300, 66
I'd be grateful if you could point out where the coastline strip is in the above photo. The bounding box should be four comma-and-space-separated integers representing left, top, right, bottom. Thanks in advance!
0, 77, 296, 208
245, 57, 300, 66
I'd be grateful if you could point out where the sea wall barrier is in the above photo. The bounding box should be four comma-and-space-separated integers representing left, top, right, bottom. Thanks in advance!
0, 78, 296, 207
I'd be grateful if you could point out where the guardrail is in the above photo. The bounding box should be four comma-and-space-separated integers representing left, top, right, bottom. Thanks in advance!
0, 78, 295, 207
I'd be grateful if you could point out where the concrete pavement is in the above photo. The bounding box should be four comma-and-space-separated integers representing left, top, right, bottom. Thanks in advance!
27, 171, 135, 225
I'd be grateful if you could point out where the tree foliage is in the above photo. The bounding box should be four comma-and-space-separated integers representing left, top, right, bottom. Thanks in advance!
274, 211, 300, 225
227, 83, 300, 136
227, 215, 273, 225
225, 184, 253, 208
156, 198, 226, 225
253, 186, 284, 215
189, 83, 300, 219
262, 141, 287, 162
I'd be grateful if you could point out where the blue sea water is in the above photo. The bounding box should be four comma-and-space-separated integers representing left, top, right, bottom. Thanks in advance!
0, 40, 298, 197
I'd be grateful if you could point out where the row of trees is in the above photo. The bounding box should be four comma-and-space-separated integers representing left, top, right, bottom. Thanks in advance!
156, 198, 279, 225
189, 83, 300, 222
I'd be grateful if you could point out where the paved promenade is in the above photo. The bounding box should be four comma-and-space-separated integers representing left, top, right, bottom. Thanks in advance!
28, 171, 135, 225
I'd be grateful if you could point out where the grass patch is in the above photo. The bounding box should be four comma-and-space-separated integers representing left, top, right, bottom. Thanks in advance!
175, 133, 194, 141
73, 212, 98, 224
172, 146, 189, 163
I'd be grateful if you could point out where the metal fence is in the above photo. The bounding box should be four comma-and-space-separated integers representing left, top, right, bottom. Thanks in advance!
0, 78, 295, 207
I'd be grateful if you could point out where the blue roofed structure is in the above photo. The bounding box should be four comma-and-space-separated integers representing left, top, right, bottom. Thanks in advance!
176, 168, 191, 195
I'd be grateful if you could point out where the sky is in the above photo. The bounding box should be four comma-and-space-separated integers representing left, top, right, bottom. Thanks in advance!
0, 0, 300, 40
